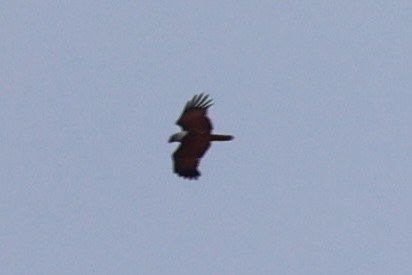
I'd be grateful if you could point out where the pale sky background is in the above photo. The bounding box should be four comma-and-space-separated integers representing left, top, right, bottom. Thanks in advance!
1, 1, 412, 274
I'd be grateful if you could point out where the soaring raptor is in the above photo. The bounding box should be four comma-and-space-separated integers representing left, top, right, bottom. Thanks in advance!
169, 94, 233, 179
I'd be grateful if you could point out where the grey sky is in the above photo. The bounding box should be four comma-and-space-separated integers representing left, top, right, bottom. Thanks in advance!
1, 1, 412, 274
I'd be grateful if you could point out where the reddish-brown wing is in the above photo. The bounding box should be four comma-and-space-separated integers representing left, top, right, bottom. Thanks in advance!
172, 133, 211, 179
176, 93, 213, 133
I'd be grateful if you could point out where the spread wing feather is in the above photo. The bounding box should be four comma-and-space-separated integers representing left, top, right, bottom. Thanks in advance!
173, 134, 211, 179
176, 93, 213, 133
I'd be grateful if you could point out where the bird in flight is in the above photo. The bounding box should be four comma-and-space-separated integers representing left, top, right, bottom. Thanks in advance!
169, 93, 233, 179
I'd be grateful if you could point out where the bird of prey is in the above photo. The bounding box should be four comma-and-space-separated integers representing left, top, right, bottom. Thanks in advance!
168, 93, 233, 179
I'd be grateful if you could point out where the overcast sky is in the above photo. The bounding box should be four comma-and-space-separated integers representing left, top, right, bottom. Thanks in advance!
1, 1, 412, 274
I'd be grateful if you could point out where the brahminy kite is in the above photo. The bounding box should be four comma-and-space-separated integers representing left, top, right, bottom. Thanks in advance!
169, 94, 233, 179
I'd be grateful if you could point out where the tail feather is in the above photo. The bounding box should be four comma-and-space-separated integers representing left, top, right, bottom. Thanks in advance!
210, 134, 234, 141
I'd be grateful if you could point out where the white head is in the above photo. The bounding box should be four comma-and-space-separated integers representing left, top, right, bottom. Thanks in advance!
168, 131, 188, 143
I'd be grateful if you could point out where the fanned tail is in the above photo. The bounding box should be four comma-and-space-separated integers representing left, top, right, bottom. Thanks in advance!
210, 134, 234, 141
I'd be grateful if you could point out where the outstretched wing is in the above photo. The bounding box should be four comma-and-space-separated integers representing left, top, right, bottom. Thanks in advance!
176, 93, 213, 133
172, 133, 211, 179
